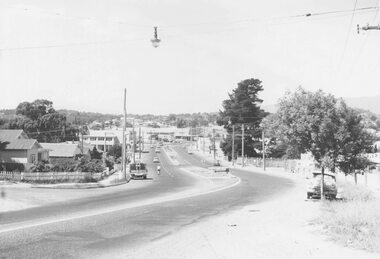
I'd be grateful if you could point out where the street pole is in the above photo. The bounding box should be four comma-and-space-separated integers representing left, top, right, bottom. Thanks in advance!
213, 128, 216, 164
122, 88, 127, 180
139, 127, 142, 159
203, 127, 206, 153
232, 124, 235, 166
80, 127, 84, 155
242, 123, 245, 167
262, 129, 265, 171
132, 120, 135, 163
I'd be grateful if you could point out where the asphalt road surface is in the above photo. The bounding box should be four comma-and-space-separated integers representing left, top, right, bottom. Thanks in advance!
0, 144, 294, 258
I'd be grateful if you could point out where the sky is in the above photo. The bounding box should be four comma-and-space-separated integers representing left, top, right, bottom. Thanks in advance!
1, 0, 380, 115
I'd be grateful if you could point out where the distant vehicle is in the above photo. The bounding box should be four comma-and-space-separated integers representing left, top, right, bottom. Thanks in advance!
155, 148, 160, 153
153, 157, 159, 163
187, 150, 193, 154
208, 161, 229, 172
129, 162, 148, 180
306, 171, 337, 199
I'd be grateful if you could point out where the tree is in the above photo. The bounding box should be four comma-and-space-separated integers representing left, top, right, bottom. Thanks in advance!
9, 100, 78, 142
0, 141, 9, 151
107, 144, 122, 159
266, 88, 375, 195
90, 147, 103, 160
218, 78, 267, 159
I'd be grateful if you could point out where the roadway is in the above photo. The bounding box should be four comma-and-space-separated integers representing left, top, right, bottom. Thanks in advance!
0, 144, 294, 258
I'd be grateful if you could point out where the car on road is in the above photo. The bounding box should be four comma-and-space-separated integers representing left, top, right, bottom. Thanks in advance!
306, 171, 337, 199
187, 149, 193, 154
155, 148, 160, 153
153, 157, 159, 163
208, 161, 229, 173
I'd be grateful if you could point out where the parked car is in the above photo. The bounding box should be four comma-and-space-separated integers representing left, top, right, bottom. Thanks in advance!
208, 162, 229, 173
155, 148, 160, 153
129, 162, 148, 180
187, 149, 193, 154
306, 171, 337, 199
153, 157, 159, 163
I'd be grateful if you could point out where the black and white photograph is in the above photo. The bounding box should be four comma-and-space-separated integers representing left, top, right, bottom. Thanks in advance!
1, 1, 380, 258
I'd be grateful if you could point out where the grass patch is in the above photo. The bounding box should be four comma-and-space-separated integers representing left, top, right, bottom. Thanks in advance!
313, 183, 380, 253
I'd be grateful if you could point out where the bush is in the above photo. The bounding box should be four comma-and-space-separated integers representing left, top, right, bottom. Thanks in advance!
76, 157, 104, 173
29, 161, 52, 172
0, 162, 25, 172
50, 158, 78, 172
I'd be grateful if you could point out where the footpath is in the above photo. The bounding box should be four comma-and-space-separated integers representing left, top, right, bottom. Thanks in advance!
125, 150, 379, 259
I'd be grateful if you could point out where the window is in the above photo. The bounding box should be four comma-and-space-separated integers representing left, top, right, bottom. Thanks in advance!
90, 137, 97, 141
98, 137, 104, 141
106, 137, 113, 141
30, 154, 36, 163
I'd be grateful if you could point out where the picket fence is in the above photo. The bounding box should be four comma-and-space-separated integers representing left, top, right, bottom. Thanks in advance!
0, 171, 102, 182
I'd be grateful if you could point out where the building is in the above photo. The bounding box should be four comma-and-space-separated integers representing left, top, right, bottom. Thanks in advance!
0, 129, 49, 170
81, 131, 120, 152
40, 142, 90, 162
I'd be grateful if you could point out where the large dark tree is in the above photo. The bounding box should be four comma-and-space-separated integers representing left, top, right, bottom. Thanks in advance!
218, 78, 268, 159
8, 99, 78, 143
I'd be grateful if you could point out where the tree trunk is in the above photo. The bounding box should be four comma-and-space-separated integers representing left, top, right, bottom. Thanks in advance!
354, 171, 357, 185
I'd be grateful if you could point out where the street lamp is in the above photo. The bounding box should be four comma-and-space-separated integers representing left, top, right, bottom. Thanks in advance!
151, 26, 161, 48
228, 119, 235, 166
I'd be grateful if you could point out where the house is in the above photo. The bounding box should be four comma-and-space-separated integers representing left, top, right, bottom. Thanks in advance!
0, 129, 49, 170
81, 131, 120, 152
40, 142, 90, 162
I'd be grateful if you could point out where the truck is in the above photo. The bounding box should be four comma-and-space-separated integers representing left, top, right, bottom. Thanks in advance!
129, 162, 148, 180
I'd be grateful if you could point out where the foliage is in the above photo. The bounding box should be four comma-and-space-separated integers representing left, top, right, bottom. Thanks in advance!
0, 141, 9, 150
217, 78, 268, 158
0, 162, 25, 172
76, 157, 104, 173
90, 147, 103, 159
29, 161, 51, 172
264, 88, 374, 174
107, 144, 122, 159
50, 158, 78, 172
7, 100, 78, 143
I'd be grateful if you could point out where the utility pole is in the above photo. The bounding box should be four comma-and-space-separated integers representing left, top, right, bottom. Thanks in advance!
262, 129, 265, 171
104, 132, 107, 152
203, 127, 206, 153
242, 123, 245, 167
132, 120, 136, 163
80, 127, 84, 155
232, 124, 235, 166
122, 88, 127, 180
138, 127, 142, 159
213, 128, 216, 164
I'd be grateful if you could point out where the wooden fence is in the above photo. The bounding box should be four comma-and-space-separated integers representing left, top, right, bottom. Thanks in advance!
0, 171, 102, 182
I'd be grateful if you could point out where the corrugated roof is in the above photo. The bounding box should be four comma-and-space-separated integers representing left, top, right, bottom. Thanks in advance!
0, 129, 24, 142
5, 139, 40, 150
40, 143, 81, 157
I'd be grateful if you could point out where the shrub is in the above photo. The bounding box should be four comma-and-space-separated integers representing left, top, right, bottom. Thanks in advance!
0, 162, 25, 172
29, 161, 52, 172
76, 157, 104, 173
50, 158, 78, 172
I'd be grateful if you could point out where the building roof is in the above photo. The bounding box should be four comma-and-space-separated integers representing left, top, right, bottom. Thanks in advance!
5, 139, 41, 150
0, 129, 25, 142
40, 143, 81, 157
0, 129, 42, 150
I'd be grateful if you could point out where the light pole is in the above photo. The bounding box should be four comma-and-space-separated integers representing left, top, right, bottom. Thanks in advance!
242, 123, 245, 167
262, 128, 265, 171
228, 119, 235, 166
122, 88, 127, 180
